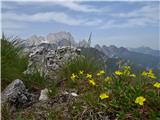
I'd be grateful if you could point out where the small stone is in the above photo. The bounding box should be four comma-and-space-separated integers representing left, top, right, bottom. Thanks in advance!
71, 92, 78, 97
39, 88, 49, 101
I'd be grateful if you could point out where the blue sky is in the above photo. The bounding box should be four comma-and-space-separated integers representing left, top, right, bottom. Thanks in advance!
1, 0, 160, 50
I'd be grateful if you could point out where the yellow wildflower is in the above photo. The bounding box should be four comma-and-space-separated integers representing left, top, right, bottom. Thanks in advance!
135, 96, 146, 106
148, 69, 156, 79
104, 76, 112, 82
130, 74, 136, 78
86, 73, 92, 79
142, 69, 156, 79
124, 70, 131, 76
97, 70, 105, 76
124, 66, 131, 70
99, 92, 109, 100
153, 82, 160, 89
115, 70, 123, 75
142, 71, 147, 76
70, 73, 78, 81
88, 79, 96, 86
79, 70, 84, 75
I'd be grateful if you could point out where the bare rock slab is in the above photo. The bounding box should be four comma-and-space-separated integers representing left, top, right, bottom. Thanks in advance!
1, 79, 38, 108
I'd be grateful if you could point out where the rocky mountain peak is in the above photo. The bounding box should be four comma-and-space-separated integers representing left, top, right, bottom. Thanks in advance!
47, 31, 75, 46
25, 35, 45, 46
24, 31, 77, 47
23, 32, 92, 52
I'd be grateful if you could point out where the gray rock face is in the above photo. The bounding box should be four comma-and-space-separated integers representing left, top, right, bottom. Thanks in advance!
1, 79, 38, 108
78, 39, 90, 48
1, 79, 25, 104
25, 35, 46, 46
25, 46, 81, 80
47, 31, 76, 47
23, 32, 92, 50
24, 31, 77, 47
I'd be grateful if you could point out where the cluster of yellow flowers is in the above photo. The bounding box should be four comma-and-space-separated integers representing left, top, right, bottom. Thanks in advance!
96, 70, 110, 100
86, 73, 97, 86
154, 82, 160, 89
142, 69, 156, 79
70, 68, 158, 104
114, 66, 136, 78
70, 70, 111, 100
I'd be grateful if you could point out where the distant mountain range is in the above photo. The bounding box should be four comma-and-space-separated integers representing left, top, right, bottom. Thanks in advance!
129, 46, 160, 57
22, 31, 160, 71
24, 31, 90, 48
94, 44, 160, 71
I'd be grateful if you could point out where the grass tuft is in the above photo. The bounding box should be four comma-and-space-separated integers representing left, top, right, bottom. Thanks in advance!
1, 35, 46, 90
1, 35, 28, 90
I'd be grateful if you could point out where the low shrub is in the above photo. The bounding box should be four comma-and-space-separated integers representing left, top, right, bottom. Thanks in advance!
66, 66, 160, 119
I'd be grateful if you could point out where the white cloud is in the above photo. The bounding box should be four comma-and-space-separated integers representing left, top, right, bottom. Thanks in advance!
2, 0, 100, 13
100, 18, 155, 29
2, 12, 82, 25
85, 19, 102, 26
2, 1, 159, 31
100, 20, 131, 29
2, 11, 102, 27
111, 4, 159, 22
53, 1, 100, 13
101, 4, 159, 29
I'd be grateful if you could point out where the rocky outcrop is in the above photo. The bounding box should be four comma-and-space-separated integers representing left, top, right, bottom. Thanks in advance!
47, 31, 76, 47
1, 79, 38, 108
25, 46, 81, 80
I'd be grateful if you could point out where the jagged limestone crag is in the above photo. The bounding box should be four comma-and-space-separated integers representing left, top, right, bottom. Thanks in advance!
24, 31, 76, 47
23, 31, 92, 50
1, 79, 38, 108
25, 46, 81, 80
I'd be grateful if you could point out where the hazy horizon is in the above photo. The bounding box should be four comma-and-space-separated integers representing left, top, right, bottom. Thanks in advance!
2, 1, 160, 50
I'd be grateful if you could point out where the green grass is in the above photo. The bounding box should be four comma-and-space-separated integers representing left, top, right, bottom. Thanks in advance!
23, 71, 46, 90
58, 55, 102, 81
1, 35, 46, 90
1, 35, 28, 90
